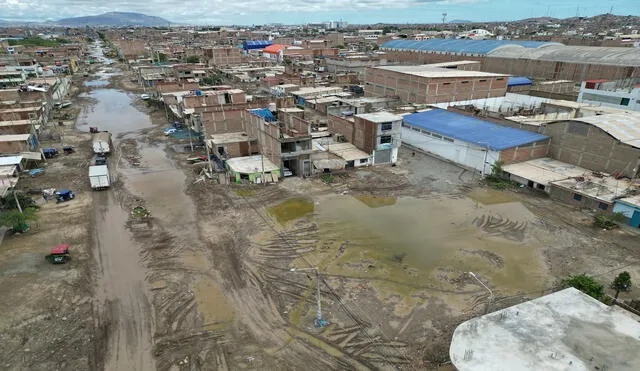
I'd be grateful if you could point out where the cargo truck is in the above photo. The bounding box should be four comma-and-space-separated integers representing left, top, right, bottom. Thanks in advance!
89, 165, 110, 190
92, 131, 112, 155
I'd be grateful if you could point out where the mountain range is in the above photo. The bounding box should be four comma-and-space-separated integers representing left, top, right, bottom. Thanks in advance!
55, 12, 171, 26
0, 12, 171, 27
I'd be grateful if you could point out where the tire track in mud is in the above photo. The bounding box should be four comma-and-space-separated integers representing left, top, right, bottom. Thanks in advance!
236, 192, 414, 370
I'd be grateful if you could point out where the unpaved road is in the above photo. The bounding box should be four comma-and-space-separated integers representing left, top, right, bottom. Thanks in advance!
92, 190, 155, 371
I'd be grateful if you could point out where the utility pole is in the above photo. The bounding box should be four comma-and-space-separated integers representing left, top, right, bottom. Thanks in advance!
290, 267, 327, 328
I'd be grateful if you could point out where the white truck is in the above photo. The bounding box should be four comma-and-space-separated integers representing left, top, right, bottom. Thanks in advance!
92, 131, 112, 155
89, 165, 110, 190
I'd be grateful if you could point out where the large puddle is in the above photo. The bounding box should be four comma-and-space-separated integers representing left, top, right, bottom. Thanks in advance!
273, 193, 548, 314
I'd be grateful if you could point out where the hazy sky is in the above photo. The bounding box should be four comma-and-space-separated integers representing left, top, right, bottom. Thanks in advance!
1, 0, 636, 24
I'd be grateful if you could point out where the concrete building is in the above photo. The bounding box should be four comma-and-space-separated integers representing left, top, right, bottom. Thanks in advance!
381, 39, 640, 82
402, 109, 550, 175
226, 155, 280, 184
324, 56, 387, 79
327, 111, 403, 165
450, 287, 640, 371
364, 62, 508, 104
246, 108, 313, 177
207, 132, 258, 159
578, 79, 640, 111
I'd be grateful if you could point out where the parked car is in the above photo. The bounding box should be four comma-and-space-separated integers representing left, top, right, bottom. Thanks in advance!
164, 127, 177, 136
140, 94, 150, 100
283, 167, 293, 177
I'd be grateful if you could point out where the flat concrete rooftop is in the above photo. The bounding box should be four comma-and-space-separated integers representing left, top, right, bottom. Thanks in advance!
450, 287, 640, 371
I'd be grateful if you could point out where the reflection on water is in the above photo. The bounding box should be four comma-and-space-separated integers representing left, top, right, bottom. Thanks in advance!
76, 89, 152, 136
302, 194, 546, 296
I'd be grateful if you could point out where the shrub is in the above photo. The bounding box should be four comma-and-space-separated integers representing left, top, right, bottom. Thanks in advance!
563, 274, 604, 300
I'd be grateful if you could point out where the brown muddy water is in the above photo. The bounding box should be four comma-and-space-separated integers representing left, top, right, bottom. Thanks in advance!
277, 193, 548, 310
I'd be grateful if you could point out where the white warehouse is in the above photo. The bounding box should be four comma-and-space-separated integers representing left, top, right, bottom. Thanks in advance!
401, 109, 550, 175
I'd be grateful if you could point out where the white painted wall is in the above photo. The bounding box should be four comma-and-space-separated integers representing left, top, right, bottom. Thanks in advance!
578, 84, 640, 111
402, 127, 499, 175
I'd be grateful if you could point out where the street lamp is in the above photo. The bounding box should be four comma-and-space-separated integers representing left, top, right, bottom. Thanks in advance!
290, 267, 328, 328
467, 271, 494, 314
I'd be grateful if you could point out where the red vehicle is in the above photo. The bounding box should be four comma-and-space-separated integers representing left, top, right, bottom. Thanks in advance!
46, 244, 71, 264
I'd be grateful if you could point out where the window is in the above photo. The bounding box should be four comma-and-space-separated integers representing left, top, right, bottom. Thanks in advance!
461, 81, 469, 84
359, 159, 368, 164
411, 127, 421, 132
496, 78, 504, 81
573, 193, 582, 201
432, 133, 442, 139
598, 202, 609, 210
380, 135, 392, 144
443, 82, 451, 85
621, 98, 630, 106
443, 137, 454, 142
380, 122, 393, 131
421, 130, 431, 135
479, 79, 487, 82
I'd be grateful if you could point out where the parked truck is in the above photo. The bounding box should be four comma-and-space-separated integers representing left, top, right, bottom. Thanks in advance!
89, 165, 110, 190
92, 131, 112, 155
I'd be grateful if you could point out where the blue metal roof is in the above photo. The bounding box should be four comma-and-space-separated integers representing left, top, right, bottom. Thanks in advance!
243, 40, 273, 50
250, 108, 277, 122
381, 39, 555, 55
403, 109, 549, 151
507, 76, 533, 86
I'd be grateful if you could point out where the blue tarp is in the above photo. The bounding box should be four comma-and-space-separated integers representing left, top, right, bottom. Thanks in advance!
243, 40, 272, 50
508, 76, 533, 87
381, 39, 556, 55
403, 109, 549, 151
250, 108, 277, 122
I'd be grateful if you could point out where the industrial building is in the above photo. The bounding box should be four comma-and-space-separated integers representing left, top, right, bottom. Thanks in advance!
541, 113, 640, 178
381, 39, 640, 82
402, 109, 550, 175
450, 287, 640, 371
364, 62, 508, 104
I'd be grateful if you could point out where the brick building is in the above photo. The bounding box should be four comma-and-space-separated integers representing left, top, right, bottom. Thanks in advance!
364, 62, 508, 104
204, 47, 243, 66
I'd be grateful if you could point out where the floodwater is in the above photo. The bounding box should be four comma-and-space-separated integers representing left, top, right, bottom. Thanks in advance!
76, 89, 152, 135
294, 194, 547, 310
85, 42, 157, 371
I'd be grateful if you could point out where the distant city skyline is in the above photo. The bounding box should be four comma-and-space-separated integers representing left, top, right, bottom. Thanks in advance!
1, 0, 636, 25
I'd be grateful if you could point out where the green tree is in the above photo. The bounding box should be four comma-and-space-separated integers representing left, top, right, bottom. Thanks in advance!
186, 55, 200, 63
157, 53, 167, 63
563, 274, 604, 300
1, 192, 37, 211
611, 271, 632, 299
0, 207, 39, 232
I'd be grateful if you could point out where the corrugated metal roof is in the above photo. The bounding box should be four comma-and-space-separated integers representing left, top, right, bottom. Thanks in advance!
403, 109, 549, 151
571, 113, 640, 149
0, 155, 22, 166
381, 39, 557, 55
487, 44, 640, 67
507, 76, 533, 86
243, 40, 272, 50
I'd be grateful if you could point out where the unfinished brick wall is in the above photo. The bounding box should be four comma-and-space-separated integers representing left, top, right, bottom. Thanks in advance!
364, 67, 508, 104
499, 140, 551, 164
328, 115, 355, 143
290, 116, 311, 135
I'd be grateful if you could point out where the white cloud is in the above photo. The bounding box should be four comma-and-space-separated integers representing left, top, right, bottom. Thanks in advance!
0, 0, 484, 23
